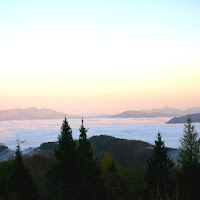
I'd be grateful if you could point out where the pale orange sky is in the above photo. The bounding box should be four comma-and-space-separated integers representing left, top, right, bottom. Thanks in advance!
1, 50, 200, 115
1, 1, 200, 115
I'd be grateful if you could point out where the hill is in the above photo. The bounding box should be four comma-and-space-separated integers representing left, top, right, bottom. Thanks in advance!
112, 107, 200, 118
166, 113, 200, 124
143, 106, 200, 116
0, 135, 178, 170
110, 110, 169, 118
143, 106, 183, 116
0, 107, 79, 121
90, 135, 177, 169
183, 107, 200, 115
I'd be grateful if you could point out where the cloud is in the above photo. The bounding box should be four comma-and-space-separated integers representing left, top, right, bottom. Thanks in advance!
1, 118, 200, 150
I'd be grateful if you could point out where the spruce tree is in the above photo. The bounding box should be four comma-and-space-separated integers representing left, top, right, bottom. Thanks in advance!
178, 117, 200, 168
48, 117, 77, 199
55, 117, 76, 164
77, 119, 101, 199
146, 132, 174, 199
9, 141, 38, 200
178, 117, 200, 199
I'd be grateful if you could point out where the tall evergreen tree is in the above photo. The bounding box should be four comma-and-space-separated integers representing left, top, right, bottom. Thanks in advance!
77, 119, 102, 199
178, 117, 200, 200
178, 117, 200, 167
9, 141, 38, 200
55, 117, 76, 164
146, 132, 174, 199
47, 117, 77, 199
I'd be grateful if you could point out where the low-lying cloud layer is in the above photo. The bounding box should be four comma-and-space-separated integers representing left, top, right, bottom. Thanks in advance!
0, 118, 200, 150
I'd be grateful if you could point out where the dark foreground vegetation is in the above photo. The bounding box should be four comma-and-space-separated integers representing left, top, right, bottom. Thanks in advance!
0, 117, 200, 199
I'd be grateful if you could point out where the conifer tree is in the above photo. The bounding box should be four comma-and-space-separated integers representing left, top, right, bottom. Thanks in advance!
146, 132, 174, 199
77, 119, 101, 199
55, 117, 76, 164
178, 117, 200, 200
78, 119, 95, 179
9, 141, 38, 200
48, 117, 77, 199
178, 117, 200, 167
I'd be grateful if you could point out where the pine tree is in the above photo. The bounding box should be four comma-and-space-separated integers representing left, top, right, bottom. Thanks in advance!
47, 117, 77, 199
146, 132, 174, 199
178, 117, 200, 168
77, 119, 101, 199
178, 117, 200, 200
55, 117, 76, 164
9, 141, 38, 200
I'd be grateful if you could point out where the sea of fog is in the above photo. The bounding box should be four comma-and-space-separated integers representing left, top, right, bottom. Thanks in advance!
0, 117, 200, 150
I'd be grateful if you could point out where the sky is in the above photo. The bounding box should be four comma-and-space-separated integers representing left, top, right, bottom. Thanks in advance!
0, 0, 200, 115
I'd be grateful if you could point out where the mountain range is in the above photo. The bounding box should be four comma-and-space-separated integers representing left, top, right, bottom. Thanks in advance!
0, 107, 79, 121
110, 110, 169, 118
0, 106, 200, 121
109, 106, 200, 118
141, 106, 200, 116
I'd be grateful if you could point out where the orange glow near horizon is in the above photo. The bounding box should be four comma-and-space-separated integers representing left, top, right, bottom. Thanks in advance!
1, 37, 200, 115
1, 69, 200, 115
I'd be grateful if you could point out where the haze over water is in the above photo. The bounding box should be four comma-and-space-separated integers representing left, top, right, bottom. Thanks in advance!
1, 117, 200, 150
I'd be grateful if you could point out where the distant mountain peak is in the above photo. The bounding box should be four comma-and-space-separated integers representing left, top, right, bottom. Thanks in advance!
0, 107, 80, 121
110, 110, 168, 118
111, 106, 200, 118
27, 107, 38, 110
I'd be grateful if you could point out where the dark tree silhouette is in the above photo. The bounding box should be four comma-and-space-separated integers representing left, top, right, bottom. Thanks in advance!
47, 117, 77, 199
178, 117, 200, 200
77, 119, 102, 199
178, 117, 200, 167
146, 132, 174, 199
9, 141, 38, 200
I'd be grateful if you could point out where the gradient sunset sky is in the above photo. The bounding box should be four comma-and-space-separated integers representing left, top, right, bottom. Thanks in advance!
0, 0, 200, 115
